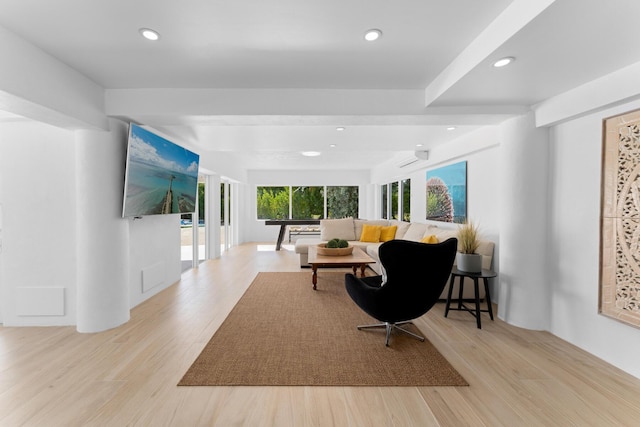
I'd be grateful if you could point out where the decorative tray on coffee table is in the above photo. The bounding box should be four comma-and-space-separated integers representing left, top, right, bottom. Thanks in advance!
316, 243, 354, 256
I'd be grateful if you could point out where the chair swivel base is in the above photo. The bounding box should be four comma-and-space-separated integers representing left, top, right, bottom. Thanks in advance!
357, 321, 425, 346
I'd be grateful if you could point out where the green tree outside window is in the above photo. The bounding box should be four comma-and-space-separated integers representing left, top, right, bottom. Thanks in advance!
257, 186, 290, 219
391, 181, 399, 219
256, 185, 359, 219
381, 185, 388, 218
402, 179, 411, 221
327, 186, 358, 218
292, 186, 324, 219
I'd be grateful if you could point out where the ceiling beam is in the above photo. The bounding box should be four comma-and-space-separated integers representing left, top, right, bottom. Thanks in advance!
424, 0, 557, 107
0, 25, 107, 130
533, 60, 640, 127
106, 89, 525, 127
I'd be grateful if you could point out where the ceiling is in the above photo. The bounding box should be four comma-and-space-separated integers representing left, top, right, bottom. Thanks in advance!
1, 0, 639, 171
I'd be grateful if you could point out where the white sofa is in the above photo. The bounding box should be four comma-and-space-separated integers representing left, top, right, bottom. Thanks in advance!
294, 217, 495, 300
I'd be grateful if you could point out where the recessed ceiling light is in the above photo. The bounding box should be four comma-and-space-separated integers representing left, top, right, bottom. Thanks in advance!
416, 144, 423, 147
364, 29, 382, 41
447, 126, 456, 131
336, 127, 345, 131
493, 57, 514, 68
139, 28, 160, 41
330, 144, 336, 148
301, 151, 321, 157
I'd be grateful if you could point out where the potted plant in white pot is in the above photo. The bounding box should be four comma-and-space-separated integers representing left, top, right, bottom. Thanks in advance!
456, 220, 482, 273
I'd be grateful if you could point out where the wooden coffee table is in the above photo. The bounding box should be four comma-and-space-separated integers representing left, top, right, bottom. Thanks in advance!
307, 246, 375, 290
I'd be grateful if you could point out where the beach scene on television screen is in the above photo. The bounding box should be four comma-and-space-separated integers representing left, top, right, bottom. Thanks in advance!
123, 124, 199, 217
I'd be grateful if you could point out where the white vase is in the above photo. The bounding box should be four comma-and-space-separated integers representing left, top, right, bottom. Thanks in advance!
457, 252, 482, 273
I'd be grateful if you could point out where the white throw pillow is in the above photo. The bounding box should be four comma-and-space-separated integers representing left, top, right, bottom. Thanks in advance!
402, 223, 428, 241
320, 217, 356, 241
433, 228, 457, 242
389, 220, 412, 240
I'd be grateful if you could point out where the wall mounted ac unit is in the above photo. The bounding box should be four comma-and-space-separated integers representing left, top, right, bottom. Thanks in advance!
397, 150, 429, 168
415, 150, 429, 160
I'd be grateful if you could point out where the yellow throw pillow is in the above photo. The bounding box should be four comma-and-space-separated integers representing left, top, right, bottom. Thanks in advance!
360, 224, 382, 242
421, 234, 439, 244
379, 225, 398, 242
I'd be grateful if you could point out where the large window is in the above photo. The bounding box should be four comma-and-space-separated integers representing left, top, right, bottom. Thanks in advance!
391, 181, 399, 220
292, 186, 324, 219
327, 186, 358, 218
402, 179, 411, 221
381, 185, 388, 218
257, 185, 358, 219
256, 186, 290, 219
381, 179, 410, 221
220, 183, 225, 225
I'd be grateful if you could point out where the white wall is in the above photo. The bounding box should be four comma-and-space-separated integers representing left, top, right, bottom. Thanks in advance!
0, 120, 78, 325
128, 214, 182, 307
0, 118, 184, 330
0, 132, 3, 323
373, 127, 502, 297
0, 23, 187, 329
373, 126, 500, 230
548, 98, 640, 379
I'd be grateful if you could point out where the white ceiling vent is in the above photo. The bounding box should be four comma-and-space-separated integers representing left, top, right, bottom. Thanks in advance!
397, 150, 429, 168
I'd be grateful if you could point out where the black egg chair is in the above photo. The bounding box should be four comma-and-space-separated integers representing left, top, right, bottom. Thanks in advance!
345, 238, 457, 346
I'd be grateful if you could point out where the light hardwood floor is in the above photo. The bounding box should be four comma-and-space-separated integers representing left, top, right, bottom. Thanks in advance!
2, 242, 640, 426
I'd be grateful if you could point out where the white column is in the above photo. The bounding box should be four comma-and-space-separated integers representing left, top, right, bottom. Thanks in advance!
0, 148, 4, 325
498, 112, 550, 330
75, 119, 130, 332
230, 182, 239, 247
207, 174, 221, 259
192, 189, 199, 268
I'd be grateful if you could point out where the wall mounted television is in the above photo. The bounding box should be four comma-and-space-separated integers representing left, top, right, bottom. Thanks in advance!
122, 123, 200, 218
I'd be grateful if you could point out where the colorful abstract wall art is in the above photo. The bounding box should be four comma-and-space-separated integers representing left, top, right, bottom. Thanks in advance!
426, 161, 467, 223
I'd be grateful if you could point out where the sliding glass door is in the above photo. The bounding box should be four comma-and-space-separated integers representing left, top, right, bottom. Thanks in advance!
181, 176, 206, 271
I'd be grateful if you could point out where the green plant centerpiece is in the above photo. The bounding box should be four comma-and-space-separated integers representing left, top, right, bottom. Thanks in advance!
326, 238, 349, 248
456, 220, 482, 272
317, 238, 353, 256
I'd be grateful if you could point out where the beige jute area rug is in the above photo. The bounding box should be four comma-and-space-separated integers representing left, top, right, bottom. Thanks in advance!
179, 271, 468, 387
